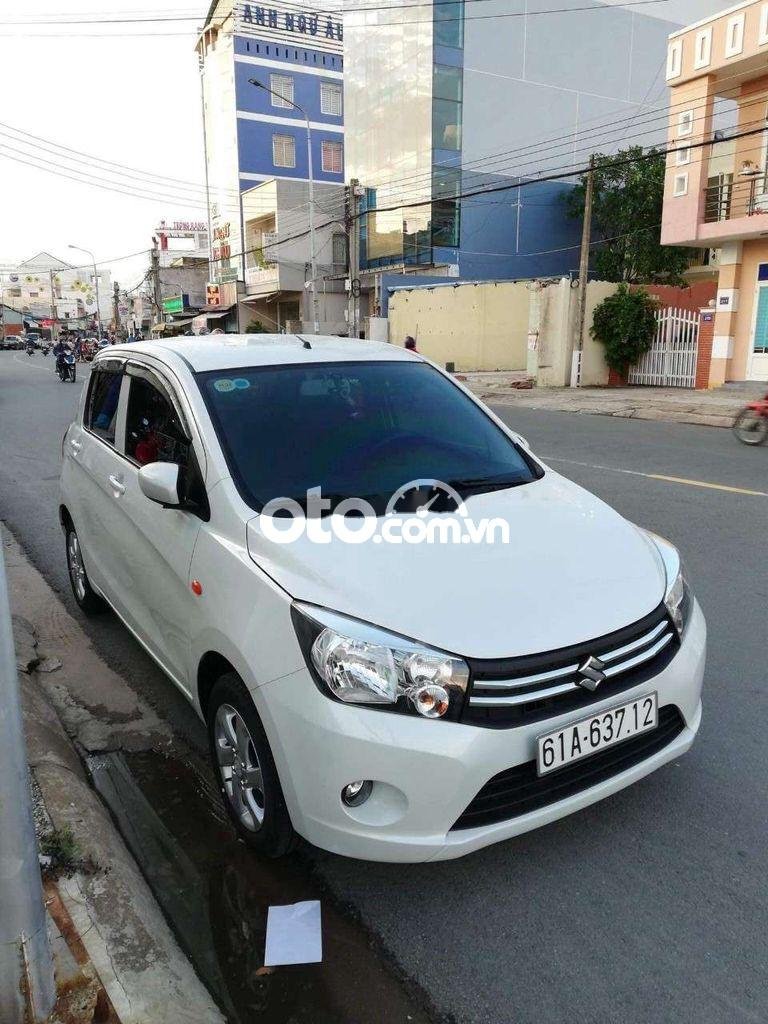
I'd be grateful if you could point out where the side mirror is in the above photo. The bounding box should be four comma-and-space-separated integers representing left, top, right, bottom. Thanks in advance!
138, 462, 180, 507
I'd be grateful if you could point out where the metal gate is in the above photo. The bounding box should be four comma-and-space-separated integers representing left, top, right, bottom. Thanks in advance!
627, 306, 699, 388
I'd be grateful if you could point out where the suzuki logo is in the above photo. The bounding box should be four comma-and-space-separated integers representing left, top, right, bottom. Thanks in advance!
577, 655, 607, 692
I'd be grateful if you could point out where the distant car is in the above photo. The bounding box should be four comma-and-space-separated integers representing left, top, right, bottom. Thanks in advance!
25, 333, 41, 348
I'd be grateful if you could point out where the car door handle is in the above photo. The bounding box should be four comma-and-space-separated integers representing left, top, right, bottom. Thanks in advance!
108, 474, 126, 496
69, 438, 82, 453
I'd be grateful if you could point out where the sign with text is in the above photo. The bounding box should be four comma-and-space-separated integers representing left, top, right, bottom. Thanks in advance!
236, 2, 343, 51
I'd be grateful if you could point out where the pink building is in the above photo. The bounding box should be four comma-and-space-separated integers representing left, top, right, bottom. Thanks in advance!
661, 0, 768, 383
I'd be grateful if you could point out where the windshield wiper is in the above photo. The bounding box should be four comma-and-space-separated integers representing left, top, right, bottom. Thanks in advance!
448, 476, 526, 494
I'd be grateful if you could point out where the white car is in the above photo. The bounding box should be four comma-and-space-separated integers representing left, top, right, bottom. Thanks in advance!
59, 337, 706, 862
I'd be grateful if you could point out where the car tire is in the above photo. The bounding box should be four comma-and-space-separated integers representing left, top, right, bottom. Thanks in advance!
65, 524, 107, 615
207, 672, 297, 858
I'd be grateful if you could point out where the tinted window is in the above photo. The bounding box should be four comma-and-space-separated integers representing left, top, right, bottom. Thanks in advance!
125, 373, 189, 468
198, 361, 541, 514
87, 368, 122, 444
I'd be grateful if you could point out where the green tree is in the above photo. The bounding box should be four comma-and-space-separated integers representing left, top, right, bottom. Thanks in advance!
566, 147, 698, 285
245, 319, 269, 333
591, 284, 658, 374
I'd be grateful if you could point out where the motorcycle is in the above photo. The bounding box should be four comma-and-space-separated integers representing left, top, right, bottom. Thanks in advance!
733, 392, 768, 445
58, 350, 77, 383
25, 345, 35, 357
42, 344, 51, 356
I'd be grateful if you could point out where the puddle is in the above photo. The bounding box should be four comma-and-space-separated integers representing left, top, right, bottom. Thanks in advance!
88, 750, 434, 1024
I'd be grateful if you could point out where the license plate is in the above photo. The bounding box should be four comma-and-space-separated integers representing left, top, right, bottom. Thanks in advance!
537, 693, 658, 776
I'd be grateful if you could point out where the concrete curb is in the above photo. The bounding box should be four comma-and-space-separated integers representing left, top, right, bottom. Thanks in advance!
5, 526, 225, 1024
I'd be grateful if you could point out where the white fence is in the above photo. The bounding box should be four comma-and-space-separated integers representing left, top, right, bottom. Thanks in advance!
627, 307, 699, 388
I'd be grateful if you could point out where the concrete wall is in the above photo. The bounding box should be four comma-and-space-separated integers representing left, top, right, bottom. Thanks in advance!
388, 280, 530, 371
389, 277, 618, 382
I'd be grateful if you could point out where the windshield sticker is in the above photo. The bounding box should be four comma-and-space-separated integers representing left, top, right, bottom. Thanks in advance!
233, 378, 251, 390
213, 378, 235, 393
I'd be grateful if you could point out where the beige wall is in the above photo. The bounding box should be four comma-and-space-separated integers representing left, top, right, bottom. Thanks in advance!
388, 281, 530, 371
388, 277, 616, 383
730, 237, 768, 378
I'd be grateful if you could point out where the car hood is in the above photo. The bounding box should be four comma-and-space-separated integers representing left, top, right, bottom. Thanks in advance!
246, 472, 666, 659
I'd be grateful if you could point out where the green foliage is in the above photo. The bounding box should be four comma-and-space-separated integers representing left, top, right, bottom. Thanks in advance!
245, 319, 269, 334
590, 285, 658, 374
40, 825, 82, 877
566, 147, 698, 285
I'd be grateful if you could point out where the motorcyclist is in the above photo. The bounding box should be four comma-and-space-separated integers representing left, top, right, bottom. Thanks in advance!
53, 338, 68, 376
25, 336, 36, 355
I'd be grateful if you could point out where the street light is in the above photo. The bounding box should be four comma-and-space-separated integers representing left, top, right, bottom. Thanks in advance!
68, 244, 102, 338
249, 77, 320, 333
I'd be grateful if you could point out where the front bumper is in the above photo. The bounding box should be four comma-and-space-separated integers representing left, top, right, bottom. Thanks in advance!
256, 599, 706, 863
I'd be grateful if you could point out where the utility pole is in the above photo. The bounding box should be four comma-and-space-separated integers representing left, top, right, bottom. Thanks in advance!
48, 269, 57, 343
150, 244, 162, 326
572, 154, 595, 388
112, 280, 121, 337
198, 51, 214, 284
346, 179, 360, 339
0, 547, 56, 1023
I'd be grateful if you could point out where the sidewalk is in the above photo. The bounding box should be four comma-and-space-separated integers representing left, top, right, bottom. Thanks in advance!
5, 526, 225, 1024
462, 373, 766, 428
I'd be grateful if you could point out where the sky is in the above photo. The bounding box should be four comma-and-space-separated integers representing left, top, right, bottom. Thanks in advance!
0, 0, 208, 291
0, 0, 730, 291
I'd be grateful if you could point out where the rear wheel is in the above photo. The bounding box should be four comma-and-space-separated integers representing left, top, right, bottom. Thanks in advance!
65, 525, 107, 615
207, 673, 297, 858
733, 408, 768, 445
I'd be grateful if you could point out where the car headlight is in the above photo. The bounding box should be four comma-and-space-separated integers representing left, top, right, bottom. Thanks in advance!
643, 531, 692, 637
291, 602, 469, 720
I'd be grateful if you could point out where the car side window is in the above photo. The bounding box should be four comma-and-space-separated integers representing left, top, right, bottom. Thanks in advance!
124, 368, 210, 520
86, 368, 123, 444
125, 373, 189, 469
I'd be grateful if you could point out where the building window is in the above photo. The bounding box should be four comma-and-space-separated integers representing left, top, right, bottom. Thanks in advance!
725, 13, 745, 57
272, 134, 296, 168
332, 233, 347, 268
760, 4, 768, 46
677, 110, 694, 137
320, 82, 342, 116
676, 146, 691, 166
269, 74, 294, 108
666, 40, 682, 80
694, 28, 712, 69
673, 173, 688, 197
321, 140, 343, 173
434, 0, 464, 49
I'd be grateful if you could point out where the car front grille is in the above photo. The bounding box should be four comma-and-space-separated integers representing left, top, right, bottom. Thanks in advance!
462, 603, 678, 728
451, 704, 685, 831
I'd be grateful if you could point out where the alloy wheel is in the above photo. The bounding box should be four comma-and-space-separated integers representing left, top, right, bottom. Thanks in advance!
67, 532, 87, 602
214, 704, 265, 832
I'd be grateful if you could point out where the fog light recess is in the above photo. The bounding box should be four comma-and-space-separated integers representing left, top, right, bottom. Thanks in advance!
341, 780, 373, 807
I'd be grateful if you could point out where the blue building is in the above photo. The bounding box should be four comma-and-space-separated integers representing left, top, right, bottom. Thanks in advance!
344, 0, 729, 317
198, 1, 346, 329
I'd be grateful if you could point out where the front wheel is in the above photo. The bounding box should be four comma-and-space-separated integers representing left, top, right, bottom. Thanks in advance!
65, 525, 107, 615
207, 673, 297, 858
733, 408, 768, 445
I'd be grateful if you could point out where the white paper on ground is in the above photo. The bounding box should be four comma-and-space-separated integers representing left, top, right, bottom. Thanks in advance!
264, 900, 322, 966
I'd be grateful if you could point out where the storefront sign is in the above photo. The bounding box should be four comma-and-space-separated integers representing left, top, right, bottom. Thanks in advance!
240, 4, 342, 40
162, 295, 185, 314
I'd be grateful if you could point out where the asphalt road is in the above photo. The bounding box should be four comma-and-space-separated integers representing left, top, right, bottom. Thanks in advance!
1, 349, 766, 1024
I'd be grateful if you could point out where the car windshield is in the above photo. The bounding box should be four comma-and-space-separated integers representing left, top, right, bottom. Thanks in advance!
197, 360, 542, 514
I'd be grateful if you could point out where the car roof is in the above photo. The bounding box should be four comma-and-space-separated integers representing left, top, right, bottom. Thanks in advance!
104, 334, 418, 373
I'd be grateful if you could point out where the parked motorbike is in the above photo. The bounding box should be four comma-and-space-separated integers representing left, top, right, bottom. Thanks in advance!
733, 392, 768, 445
58, 350, 77, 383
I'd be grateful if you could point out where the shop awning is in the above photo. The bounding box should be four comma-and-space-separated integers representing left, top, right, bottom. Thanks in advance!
199, 303, 236, 314
204, 310, 231, 319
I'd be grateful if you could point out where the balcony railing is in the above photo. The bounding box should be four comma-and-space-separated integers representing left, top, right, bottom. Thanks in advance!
704, 178, 768, 223
245, 263, 278, 295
